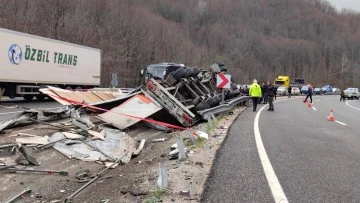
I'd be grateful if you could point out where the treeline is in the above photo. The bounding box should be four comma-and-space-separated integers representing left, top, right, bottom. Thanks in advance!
1, 0, 360, 88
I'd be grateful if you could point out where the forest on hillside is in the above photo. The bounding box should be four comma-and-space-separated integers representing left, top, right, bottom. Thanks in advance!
1, 0, 360, 88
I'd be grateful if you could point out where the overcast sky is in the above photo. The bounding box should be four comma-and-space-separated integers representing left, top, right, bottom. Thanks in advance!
326, 0, 360, 12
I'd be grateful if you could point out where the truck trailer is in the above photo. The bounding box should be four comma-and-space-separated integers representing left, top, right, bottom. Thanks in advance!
0, 28, 101, 101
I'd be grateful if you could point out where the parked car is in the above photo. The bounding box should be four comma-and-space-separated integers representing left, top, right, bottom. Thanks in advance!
291, 87, 300, 95
321, 85, 333, 94
300, 86, 309, 94
276, 86, 287, 96
313, 88, 322, 95
344, 88, 360, 100
332, 88, 341, 94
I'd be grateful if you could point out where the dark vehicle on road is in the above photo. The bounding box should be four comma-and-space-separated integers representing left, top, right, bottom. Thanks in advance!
321, 85, 333, 94
300, 86, 308, 94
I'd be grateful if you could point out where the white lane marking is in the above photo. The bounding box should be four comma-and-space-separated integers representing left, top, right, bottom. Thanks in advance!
316, 100, 320, 102
0, 107, 62, 115
335, 120, 347, 126
312, 107, 317, 111
346, 101, 360, 111
254, 105, 289, 203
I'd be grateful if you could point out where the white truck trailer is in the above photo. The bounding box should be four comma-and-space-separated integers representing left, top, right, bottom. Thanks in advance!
0, 28, 101, 101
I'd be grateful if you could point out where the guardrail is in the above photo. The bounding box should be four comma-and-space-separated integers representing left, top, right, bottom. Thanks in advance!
197, 96, 250, 120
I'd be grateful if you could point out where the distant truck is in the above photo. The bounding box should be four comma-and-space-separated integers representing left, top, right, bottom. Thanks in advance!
290, 78, 305, 88
0, 28, 101, 101
275, 76, 290, 87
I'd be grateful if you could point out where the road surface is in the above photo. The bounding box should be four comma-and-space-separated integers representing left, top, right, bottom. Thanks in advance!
0, 99, 63, 122
202, 95, 360, 202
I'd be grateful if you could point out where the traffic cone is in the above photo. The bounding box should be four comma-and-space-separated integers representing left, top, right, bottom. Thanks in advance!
307, 101, 312, 108
328, 109, 335, 121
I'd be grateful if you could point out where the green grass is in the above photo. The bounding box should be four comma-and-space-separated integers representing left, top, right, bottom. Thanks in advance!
145, 189, 165, 203
205, 108, 236, 134
190, 137, 207, 149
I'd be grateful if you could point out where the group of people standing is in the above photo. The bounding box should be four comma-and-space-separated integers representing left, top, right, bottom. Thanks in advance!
249, 79, 276, 112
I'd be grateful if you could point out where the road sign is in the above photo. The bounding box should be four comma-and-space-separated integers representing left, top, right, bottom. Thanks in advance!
111, 73, 118, 87
216, 73, 231, 88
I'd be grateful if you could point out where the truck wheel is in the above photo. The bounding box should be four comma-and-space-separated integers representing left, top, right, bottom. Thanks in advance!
76, 86, 82, 91
195, 100, 210, 111
171, 68, 186, 81
192, 67, 201, 77
23, 95, 34, 101
230, 83, 238, 90
35, 95, 46, 100
212, 95, 222, 106
205, 97, 217, 107
184, 67, 194, 78
191, 97, 201, 106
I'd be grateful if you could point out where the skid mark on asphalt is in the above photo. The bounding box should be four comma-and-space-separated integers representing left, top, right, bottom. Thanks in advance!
254, 105, 289, 203
346, 101, 360, 111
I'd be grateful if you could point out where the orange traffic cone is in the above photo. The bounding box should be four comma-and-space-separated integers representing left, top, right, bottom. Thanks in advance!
307, 101, 312, 108
328, 109, 335, 121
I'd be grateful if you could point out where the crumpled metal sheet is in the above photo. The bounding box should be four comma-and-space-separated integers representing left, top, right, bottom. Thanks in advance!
90, 128, 136, 163
53, 142, 90, 160
51, 128, 136, 163
0, 107, 71, 132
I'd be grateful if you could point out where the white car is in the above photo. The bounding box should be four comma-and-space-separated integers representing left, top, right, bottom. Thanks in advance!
344, 88, 360, 100
276, 86, 287, 96
291, 87, 300, 95
332, 88, 341, 93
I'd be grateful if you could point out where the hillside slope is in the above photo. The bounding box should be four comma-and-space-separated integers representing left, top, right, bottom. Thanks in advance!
0, 0, 359, 87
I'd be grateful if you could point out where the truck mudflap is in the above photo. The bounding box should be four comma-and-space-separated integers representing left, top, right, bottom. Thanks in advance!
142, 79, 198, 127
197, 96, 250, 120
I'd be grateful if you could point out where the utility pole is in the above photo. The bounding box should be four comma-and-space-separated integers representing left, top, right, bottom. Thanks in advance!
340, 54, 346, 89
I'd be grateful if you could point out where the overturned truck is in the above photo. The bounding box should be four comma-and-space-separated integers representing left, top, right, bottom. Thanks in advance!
23, 62, 250, 131
137, 62, 248, 127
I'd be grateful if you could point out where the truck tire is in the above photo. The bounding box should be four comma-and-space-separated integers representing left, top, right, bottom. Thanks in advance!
171, 68, 186, 81
191, 97, 201, 106
35, 95, 46, 100
212, 95, 222, 106
230, 83, 238, 90
195, 100, 210, 111
23, 95, 34, 101
205, 97, 217, 107
226, 90, 240, 99
184, 67, 194, 78
192, 67, 201, 77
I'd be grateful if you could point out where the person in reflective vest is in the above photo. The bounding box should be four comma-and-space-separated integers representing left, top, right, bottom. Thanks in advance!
249, 79, 262, 112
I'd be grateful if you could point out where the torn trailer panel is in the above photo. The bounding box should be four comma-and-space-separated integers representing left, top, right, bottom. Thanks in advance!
96, 93, 163, 130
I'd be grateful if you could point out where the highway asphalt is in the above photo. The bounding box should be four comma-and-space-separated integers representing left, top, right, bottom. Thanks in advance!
0, 99, 63, 122
202, 95, 360, 202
